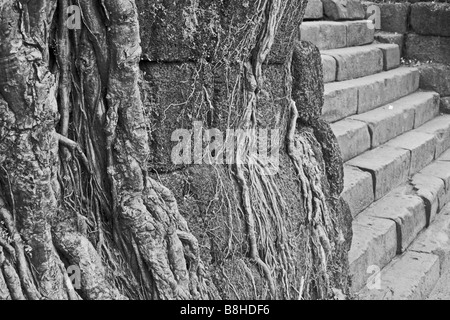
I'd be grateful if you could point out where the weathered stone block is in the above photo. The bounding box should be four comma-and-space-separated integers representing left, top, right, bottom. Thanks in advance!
416, 115, 450, 158
409, 91, 440, 128
375, 31, 404, 56
322, 0, 365, 20
349, 215, 397, 293
292, 41, 324, 123
304, 0, 324, 20
411, 2, 450, 37
410, 206, 450, 274
331, 119, 370, 162
323, 67, 419, 121
439, 148, 450, 161
418, 64, 450, 97
342, 165, 374, 217
441, 97, 450, 114
322, 45, 383, 81
356, 67, 419, 113
356, 91, 438, 135
137, 0, 219, 61
410, 173, 446, 223
323, 81, 358, 122
349, 98, 415, 148
420, 160, 450, 206
141, 62, 210, 170
321, 54, 337, 83
386, 131, 437, 175
347, 145, 411, 200
405, 34, 450, 65
358, 251, 440, 300
365, 185, 427, 253
137, 0, 303, 64
343, 20, 374, 47
300, 21, 347, 50
379, 3, 410, 34
372, 43, 400, 71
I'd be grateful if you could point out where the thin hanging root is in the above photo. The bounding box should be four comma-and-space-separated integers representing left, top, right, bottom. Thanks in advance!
286, 100, 334, 298
56, 133, 91, 173
0, 238, 15, 262
0, 198, 41, 300
176, 230, 202, 298
0, 247, 25, 300
130, 236, 153, 297
235, 164, 276, 298
57, 0, 71, 137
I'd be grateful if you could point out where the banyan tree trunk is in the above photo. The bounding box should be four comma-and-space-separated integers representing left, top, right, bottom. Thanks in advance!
0, 0, 352, 300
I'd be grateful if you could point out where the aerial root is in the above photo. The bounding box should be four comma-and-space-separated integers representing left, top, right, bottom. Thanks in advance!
56, 133, 91, 173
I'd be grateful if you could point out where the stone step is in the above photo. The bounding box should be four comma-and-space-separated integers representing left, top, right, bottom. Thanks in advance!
349, 185, 429, 294
332, 91, 439, 161
331, 119, 371, 162
363, 185, 427, 254
415, 115, 450, 159
342, 165, 374, 218
411, 204, 450, 299
410, 204, 450, 276
347, 145, 411, 202
304, 0, 323, 20
321, 43, 399, 82
345, 115, 450, 204
300, 20, 374, 50
322, 0, 366, 21
356, 201, 450, 300
348, 149, 450, 294
323, 67, 419, 123
375, 31, 404, 57
357, 251, 440, 300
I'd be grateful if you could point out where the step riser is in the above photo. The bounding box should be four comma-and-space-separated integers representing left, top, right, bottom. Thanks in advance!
357, 251, 440, 300
344, 116, 450, 212
349, 151, 450, 296
332, 120, 371, 162
342, 166, 374, 218
322, 44, 399, 82
323, 48, 383, 81
304, 0, 323, 20
300, 20, 374, 50
349, 216, 397, 293
334, 92, 439, 160
375, 43, 400, 71
416, 117, 450, 159
323, 68, 419, 123
410, 174, 446, 225
322, 55, 337, 83
347, 146, 410, 201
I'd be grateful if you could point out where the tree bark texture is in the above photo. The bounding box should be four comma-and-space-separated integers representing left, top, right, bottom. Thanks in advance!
0, 0, 352, 300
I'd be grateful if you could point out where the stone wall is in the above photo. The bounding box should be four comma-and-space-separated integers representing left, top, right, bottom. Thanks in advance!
131, 0, 353, 299
362, 1, 450, 113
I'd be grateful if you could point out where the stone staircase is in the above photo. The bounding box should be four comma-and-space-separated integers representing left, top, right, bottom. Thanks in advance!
302, 0, 450, 300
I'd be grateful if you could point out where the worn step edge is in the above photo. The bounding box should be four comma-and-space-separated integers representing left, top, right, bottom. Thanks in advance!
348, 147, 450, 294
356, 251, 440, 300
323, 67, 419, 123
300, 20, 374, 50
332, 91, 439, 162
345, 115, 450, 202
321, 43, 399, 82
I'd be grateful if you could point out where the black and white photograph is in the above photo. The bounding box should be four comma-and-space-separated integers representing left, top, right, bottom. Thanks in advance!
0, 0, 449, 308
